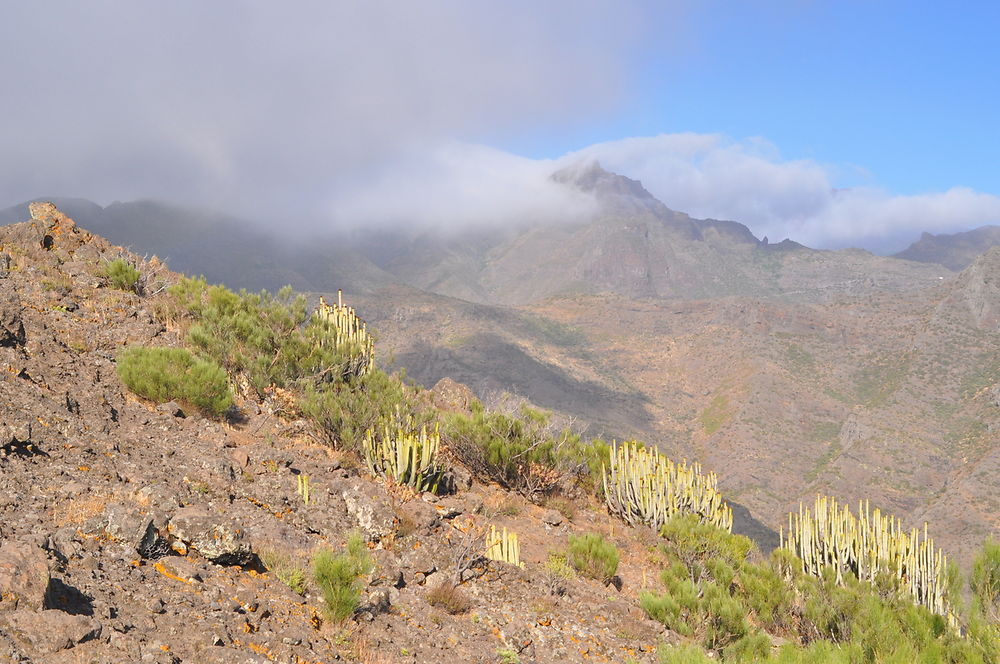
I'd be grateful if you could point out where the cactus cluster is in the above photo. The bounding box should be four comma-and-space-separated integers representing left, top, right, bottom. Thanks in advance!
362, 418, 446, 493
781, 495, 952, 619
603, 441, 733, 533
485, 525, 522, 568
313, 290, 374, 379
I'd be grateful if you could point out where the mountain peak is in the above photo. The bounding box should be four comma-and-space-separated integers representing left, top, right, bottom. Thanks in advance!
551, 159, 655, 201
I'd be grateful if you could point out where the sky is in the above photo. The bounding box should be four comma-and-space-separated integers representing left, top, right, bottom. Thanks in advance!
1, 1, 997, 252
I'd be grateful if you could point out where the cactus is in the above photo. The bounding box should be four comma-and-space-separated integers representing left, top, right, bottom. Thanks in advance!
313, 290, 374, 379
485, 525, 522, 568
362, 417, 445, 494
602, 441, 733, 533
781, 495, 953, 620
296, 474, 311, 504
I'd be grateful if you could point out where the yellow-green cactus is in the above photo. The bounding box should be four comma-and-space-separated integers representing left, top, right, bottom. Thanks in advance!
782, 495, 952, 620
313, 290, 374, 378
485, 525, 522, 568
362, 418, 445, 494
603, 441, 733, 533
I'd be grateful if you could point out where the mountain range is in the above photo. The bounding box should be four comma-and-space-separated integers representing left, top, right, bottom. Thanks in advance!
3, 165, 998, 566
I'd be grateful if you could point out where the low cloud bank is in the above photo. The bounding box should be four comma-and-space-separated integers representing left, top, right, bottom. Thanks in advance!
570, 134, 1000, 252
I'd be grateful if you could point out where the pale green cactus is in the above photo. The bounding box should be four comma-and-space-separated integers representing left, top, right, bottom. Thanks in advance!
313, 289, 375, 379
362, 417, 445, 493
602, 441, 732, 533
781, 495, 953, 621
485, 525, 522, 568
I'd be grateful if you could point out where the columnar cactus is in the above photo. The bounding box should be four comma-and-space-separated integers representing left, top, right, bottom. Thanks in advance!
313, 290, 374, 378
485, 525, 522, 568
602, 441, 733, 533
362, 419, 445, 494
781, 495, 952, 620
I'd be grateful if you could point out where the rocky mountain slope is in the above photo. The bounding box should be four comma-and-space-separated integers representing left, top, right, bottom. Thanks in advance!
1, 204, 997, 663
894, 224, 1000, 271
3, 170, 997, 571
0, 203, 692, 663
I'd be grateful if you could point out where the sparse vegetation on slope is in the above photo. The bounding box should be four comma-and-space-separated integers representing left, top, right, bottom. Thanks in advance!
116, 345, 233, 416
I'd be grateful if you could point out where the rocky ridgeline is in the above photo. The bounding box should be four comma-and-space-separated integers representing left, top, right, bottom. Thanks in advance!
0, 206, 668, 662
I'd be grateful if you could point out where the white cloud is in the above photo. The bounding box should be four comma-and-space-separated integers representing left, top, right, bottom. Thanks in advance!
325, 142, 597, 230
0, 1, 643, 221
568, 134, 1000, 251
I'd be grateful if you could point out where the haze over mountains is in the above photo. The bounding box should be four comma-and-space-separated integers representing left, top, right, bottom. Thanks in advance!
2, 164, 998, 565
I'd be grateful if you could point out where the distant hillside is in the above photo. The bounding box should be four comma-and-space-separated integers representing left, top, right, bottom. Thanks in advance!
0, 198, 397, 295
894, 224, 1000, 271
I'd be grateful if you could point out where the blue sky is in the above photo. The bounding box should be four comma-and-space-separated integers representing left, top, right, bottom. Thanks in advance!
1, 2, 997, 251
506, 1, 999, 196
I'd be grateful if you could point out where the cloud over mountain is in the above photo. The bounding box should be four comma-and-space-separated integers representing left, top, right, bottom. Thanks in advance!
571, 134, 1000, 252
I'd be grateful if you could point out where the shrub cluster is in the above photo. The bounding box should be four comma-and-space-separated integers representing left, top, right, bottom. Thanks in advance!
644, 515, 997, 663
116, 346, 233, 416
312, 533, 373, 622
567, 533, 619, 584
100, 257, 141, 293
441, 401, 590, 500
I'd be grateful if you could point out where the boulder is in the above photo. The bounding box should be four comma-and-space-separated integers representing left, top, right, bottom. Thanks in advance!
104, 503, 166, 558
0, 540, 50, 612
342, 483, 396, 542
0, 609, 101, 656
167, 507, 254, 566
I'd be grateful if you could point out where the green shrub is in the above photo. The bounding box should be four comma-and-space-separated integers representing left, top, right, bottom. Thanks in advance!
116, 346, 233, 416
312, 532, 373, 622
643, 514, 994, 663
101, 258, 141, 293
299, 368, 427, 450
441, 401, 581, 499
162, 277, 368, 396
567, 533, 619, 583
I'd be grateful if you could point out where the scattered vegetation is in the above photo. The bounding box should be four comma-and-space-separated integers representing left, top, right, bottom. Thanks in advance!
426, 581, 472, 614
100, 257, 141, 293
567, 533, 619, 583
116, 346, 233, 416
312, 533, 374, 622
698, 393, 731, 435
259, 548, 307, 595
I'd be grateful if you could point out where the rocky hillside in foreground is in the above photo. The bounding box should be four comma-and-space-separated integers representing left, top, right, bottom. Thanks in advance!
0, 204, 685, 663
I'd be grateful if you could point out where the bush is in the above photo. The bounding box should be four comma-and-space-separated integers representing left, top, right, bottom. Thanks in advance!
567, 533, 619, 583
313, 532, 374, 622
441, 401, 581, 499
300, 368, 427, 450
101, 258, 141, 293
116, 346, 233, 416
643, 514, 994, 663
426, 581, 472, 614
163, 277, 369, 396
